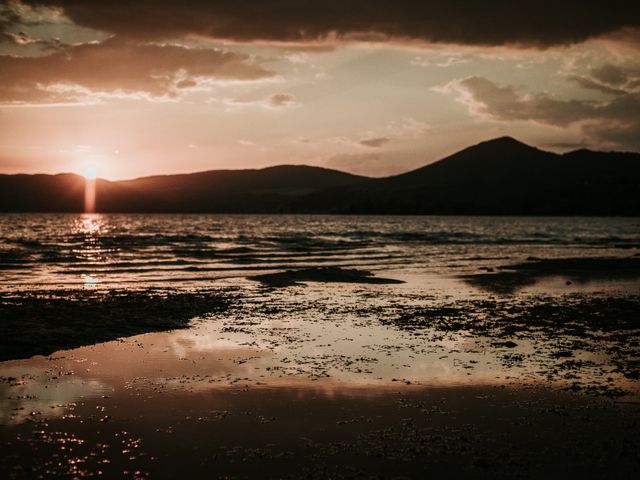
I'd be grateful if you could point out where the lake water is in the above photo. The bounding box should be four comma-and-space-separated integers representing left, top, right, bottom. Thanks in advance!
1, 214, 639, 290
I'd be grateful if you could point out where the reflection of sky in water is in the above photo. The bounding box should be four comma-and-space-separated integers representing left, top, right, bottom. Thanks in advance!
1, 279, 636, 426
0, 364, 109, 424
0, 327, 497, 426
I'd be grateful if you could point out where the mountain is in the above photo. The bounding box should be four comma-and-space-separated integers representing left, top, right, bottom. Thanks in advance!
0, 137, 639, 215
299, 137, 640, 215
0, 173, 86, 212
0, 165, 368, 213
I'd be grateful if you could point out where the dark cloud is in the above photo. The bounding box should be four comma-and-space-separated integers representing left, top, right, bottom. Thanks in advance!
570, 64, 640, 96
175, 79, 197, 89
225, 93, 299, 110
20, 1, 640, 48
450, 75, 640, 149
591, 64, 630, 86
269, 93, 297, 107
569, 75, 627, 96
582, 120, 640, 149
360, 137, 391, 148
0, 2, 22, 34
0, 0, 61, 38
0, 36, 273, 104
1, 29, 66, 51
454, 76, 599, 126
3, 30, 36, 44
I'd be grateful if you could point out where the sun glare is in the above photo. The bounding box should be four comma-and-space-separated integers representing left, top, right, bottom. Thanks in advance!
84, 165, 98, 180
83, 165, 97, 213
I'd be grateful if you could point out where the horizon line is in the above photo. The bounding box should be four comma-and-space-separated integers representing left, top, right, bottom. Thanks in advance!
0, 136, 635, 183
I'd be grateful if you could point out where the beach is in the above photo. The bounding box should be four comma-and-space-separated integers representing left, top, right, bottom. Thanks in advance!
1, 214, 639, 478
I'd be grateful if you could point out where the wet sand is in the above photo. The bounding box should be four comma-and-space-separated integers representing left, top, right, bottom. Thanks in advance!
2, 383, 639, 479
0, 290, 229, 361
1, 254, 639, 478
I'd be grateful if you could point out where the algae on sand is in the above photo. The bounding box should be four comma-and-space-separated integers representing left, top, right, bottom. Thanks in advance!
0, 289, 230, 361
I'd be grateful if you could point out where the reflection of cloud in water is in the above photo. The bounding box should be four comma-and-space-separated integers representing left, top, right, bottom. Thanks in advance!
149, 308, 516, 389
165, 327, 272, 359
0, 365, 109, 424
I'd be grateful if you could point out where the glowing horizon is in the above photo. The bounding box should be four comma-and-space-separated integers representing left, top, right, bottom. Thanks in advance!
0, 1, 639, 180
83, 165, 98, 180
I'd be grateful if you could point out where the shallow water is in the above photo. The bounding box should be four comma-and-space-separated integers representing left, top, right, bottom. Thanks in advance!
1, 214, 639, 290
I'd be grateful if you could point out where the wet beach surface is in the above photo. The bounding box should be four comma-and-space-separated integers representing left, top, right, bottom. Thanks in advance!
1, 214, 639, 478
2, 382, 639, 479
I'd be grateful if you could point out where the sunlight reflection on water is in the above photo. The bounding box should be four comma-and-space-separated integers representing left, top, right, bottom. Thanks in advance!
1, 214, 639, 291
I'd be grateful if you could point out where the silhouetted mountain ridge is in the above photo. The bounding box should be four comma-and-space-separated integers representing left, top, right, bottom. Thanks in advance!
1, 138, 638, 215
300, 137, 640, 215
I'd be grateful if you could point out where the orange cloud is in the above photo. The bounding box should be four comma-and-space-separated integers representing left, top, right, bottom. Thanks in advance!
0, 36, 273, 104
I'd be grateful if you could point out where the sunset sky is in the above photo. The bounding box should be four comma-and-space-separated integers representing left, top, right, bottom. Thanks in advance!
1, 1, 639, 179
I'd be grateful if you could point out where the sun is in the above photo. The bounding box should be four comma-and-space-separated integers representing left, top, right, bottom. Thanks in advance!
83, 165, 98, 180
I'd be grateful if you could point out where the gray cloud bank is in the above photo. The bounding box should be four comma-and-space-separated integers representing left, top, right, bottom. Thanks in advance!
449, 69, 640, 149
14, 1, 640, 48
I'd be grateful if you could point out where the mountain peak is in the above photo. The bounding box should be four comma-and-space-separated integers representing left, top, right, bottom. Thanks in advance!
448, 136, 542, 160
475, 136, 532, 150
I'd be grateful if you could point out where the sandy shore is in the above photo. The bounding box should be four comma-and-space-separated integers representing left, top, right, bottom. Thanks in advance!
1, 256, 639, 478
1, 382, 639, 479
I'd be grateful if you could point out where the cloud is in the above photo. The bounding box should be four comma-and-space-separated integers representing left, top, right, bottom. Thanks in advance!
592, 64, 628, 85
0, 36, 273, 104
441, 75, 640, 149
568, 75, 627, 95
269, 93, 297, 108
359, 137, 390, 148
1, 29, 67, 51
442, 76, 594, 126
3, 30, 36, 44
0, 0, 68, 40
310, 118, 430, 154
175, 79, 197, 89
410, 54, 470, 68
386, 117, 431, 137
569, 64, 640, 95
223, 92, 299, 111
20, 1, 640, 48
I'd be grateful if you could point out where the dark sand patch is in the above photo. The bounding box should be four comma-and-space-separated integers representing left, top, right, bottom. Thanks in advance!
462, 256, 640, 294
1, 384, 639, 479
0, 290, 229, 361
251, 266, 404, 287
